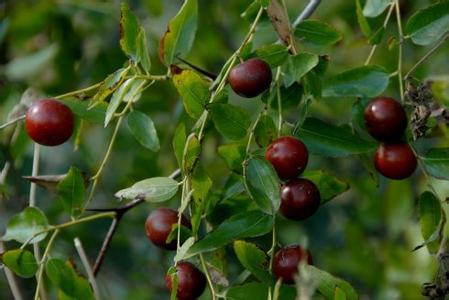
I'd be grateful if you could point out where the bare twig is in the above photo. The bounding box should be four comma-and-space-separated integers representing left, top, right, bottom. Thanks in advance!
74, 238, 101, 299
91, 168, 181, 276
292, 0, 321, 28
0, 115, 25, 130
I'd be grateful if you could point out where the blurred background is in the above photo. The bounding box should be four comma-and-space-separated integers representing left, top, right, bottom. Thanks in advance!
1, 0, 449, 299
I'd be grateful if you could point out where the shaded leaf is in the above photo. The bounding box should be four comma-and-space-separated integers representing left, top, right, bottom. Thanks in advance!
363, 0, 392, 18
295, 20, 342, 49
2, 249, 38, 278
233, 240, 271, 283
254, 114, 277, 147
303, 170, 349, 204
419, 191, 442, 253
420, 148, 449, 180
127, 110, 160, 151
253, 44, 289, 68
218, 143, 246, 173
305, 265, 358, 300
57, 167, 86, 218
283, 53, 319, 87
210, 103, 251, 140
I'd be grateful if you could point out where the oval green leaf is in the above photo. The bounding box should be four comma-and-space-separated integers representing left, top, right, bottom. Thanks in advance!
420, 148, 449, 180
2, 249, 38, 278
283, 53, 319, 87
233, 240, 271, 283
303, 170, 349, 205
115, 177, 179, 202
210, 103, 251, 140
419, 191, 442, 254
294, 20, 342, 48
363, 0, 392, 18
57, 166, 86, 218
2, 207, 50, 244
127, 110, 160, 152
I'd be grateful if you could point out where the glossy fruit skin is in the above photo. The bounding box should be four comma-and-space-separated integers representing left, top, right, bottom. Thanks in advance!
280, 179, 320, 220
166, 261, 206, 300
374, 143, 417, 180
228, 58, 272, 98
265, 136, 309, 180
273, 245, 313, 284
25, 99, 74, 146
145, 208, 191, 250
364, 97, 407, 141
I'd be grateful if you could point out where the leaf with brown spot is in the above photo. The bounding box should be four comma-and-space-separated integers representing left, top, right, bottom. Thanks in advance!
267, 0, 293, 46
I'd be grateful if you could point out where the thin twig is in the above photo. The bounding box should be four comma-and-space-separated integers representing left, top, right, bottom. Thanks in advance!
405, 33, 449, 80
292, 0, 321, 28
34, 229, 59, 300
74, 238, 101, 299
395, 0, 405, 102
0, 115, 25, 130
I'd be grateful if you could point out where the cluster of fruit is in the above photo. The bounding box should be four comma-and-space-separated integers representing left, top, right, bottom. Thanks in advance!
364, 97, 417, 180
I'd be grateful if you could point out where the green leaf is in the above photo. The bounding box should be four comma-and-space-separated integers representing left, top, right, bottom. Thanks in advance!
254, 114, 277, 147
93, 67, 130, 104
46, 259, 94, 299
296, 118, 376, 157
253, 44, 289, 68
58, 98, 107, 124
334, 286, 347, 300
323, 65, 389, 98
115, 177, 179, 202
218, 143, 246, 173
191, 163, 212, 203
104, 77, 143, 127
183, 134, 201, 174
283, 53, 319, 87
120, 3, 140, 61
127, 110, 160, 151
419, 191, 442, 254
57, 166, 86, 218
210, 103, 251, 140
233, 240, 271, 283
420, 148, 449, 180
368, 27, 386, 45
305, 265, 358, 300
2, 249, 38, 278
244, 157, 281, 214
294, 20, 342, 48
2, 207, 49, 244
303, 170, 349, 204
136, 28, 151, 72
226, 282, 295, 300
405, 2, 449, 46
172, 68, 210, 120
173, 123, 187, 167
356, 0, 371, 37
159, 0, 198, 65
363, 0, 392, 18
187, 211, 273, 257
5, 44, 58, 80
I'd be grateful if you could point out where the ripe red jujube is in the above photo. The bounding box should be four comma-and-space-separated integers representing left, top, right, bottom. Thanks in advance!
374, 143, 417, 180
364, 97, 407, 141
228, 58, 272, 98
145, 208, 191, 250
25, 99, 74, 146
280, 179, 320, 220
166, 261, 206, 300
273, 245, 313, 284
265, 136, 309, 180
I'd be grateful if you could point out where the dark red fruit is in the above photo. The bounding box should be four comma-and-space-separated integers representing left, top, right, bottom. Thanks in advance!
145, 208, 191, 250
374, 143, 417, 180
166, 261, 206, 300
273, 245, 313, 284
280, 179, 320, 220
228, 58, 272, 98
25, 99, 74, 146
265, 136, 309, 180
364, 97, 407, 141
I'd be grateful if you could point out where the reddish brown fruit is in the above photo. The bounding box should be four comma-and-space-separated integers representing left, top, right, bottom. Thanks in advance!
374, 143, 417, 180
273, 245, 313, 284
228, 58, 272, 98
265, 136, 309, 180
144, 208, 191, 250
364, 97, 407, 141
280, 179, 320, 220
25, 99, 74, 146
166, 261, 206, 300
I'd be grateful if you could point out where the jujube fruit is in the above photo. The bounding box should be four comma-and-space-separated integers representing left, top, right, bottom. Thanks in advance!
265, 136, 309, 180
364, 97, 407, 141
166, 261, 206, 300
145, 207, 191, 250
374, 143, 417, 180
280, 179, 320, 220
25, 99, 74, 146
228, 58, 272, 98
273, 245, 313, 284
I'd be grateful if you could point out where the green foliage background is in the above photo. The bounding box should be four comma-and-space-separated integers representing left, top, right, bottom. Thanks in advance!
1, 0, 449, 299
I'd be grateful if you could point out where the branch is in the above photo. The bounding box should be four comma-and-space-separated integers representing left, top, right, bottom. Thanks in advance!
90, 168, 181, 276
292, 0, 321, 28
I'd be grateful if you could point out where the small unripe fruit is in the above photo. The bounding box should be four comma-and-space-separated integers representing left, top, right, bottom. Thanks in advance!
374, 143, 417, 180
273, 245, 312, 284
364, 97, 407, 141
145, 208, 191, 250
280, 179, 320, 220
228, 58, 272, 98
25, 99, 74, 146
265, 136, 309, 180
166, 261, 206, 300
